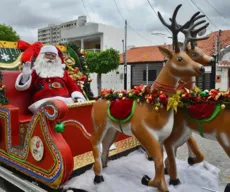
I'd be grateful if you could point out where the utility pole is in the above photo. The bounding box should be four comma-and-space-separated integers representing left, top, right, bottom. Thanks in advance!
124, 20, 127, 90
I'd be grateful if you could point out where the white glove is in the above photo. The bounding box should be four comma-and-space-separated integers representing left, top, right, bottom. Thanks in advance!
21, 62, 32, 84
71, 91, 86, 102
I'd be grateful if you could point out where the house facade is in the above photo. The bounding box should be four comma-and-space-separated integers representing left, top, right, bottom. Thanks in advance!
120, 45, 213, 90
61, 20, 160, 53
120, 30, 230, 91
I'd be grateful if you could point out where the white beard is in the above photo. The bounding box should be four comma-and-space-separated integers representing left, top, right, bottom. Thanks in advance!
33, 53, 64, 78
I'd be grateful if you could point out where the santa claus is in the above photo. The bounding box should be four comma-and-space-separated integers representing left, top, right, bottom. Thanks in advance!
15, 45, 86, 113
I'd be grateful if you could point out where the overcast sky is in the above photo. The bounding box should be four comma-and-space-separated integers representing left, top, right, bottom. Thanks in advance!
0, 0, 230, 44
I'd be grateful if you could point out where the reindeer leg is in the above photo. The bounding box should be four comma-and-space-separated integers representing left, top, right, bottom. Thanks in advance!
140, 145, 153, 161
91, 125, 109, 184
101, 128, 119, 168
186, 136, 204, 165
217, 131, 230, 158
164, 140, 181, 186
132, 127, 168, 192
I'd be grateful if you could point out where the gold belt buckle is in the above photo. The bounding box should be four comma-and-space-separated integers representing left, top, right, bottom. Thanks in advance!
51, 82, 61, 88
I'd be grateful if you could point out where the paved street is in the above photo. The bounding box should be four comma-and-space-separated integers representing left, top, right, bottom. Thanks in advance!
176, 133, 230, 186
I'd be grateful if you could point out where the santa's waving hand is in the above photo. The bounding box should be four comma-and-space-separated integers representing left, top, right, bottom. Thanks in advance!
15, 45, 86, 113
21, 61, 32, 84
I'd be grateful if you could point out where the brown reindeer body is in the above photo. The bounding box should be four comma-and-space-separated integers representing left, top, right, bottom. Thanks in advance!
164, 46, 215, 166
164, 105, 230, 183
162, 49, 215, 185
90, 5, 211, 192
91, 46, 205, 192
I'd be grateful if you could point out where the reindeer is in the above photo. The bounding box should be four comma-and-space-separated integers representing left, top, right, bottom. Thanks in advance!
90, 5, 205, 192
161, 13, 230, 187
164, 12, 215, 170
143, 11, 215, 170
159, 13, 215, 170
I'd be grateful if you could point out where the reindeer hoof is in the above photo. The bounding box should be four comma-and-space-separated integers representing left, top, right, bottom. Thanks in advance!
94, 175, 104, 184
225, 183, 230, 192
141, 175, 150, 186
147, 156, 153, 161
164, 168, 168, 175
188, 157, 195, 165
169, 178, 181, 186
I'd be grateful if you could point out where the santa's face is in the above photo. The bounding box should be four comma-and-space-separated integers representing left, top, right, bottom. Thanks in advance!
44, 52, 57, 62
33, 53, 64, 78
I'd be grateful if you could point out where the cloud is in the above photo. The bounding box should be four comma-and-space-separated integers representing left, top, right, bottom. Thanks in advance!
0, 0, 229, 44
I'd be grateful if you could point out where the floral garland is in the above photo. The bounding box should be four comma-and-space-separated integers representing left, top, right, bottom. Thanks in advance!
178, 86, 228, 109
100, 85, 229, 112
67, 66, 92, 89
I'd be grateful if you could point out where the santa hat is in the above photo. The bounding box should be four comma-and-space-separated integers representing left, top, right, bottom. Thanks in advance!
40, 45, 64, 63
40, 45, 58, 55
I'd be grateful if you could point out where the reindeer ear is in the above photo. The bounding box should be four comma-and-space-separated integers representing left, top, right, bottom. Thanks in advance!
186, 42, 192, 50
158, 46, 173, 59
178, 42, 183, 48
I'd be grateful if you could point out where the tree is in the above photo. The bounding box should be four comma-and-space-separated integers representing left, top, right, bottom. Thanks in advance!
85, 48, 120, 95
0, 24, 20, 41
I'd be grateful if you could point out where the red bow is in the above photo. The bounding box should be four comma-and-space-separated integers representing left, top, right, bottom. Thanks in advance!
17, 40, 43, 63
17, 40, 64, 64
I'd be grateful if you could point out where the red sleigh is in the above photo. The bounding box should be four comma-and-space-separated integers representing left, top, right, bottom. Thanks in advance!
0, 71, 139, 190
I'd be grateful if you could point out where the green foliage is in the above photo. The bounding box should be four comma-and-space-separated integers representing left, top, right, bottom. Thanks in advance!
0, 24, 20, 41
85, 48, 120, 74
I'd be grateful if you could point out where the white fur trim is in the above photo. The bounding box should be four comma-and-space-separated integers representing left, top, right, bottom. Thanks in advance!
40, 45, 58, 55
28, 96, 74, 113
71, 91, 86, 100
15, 73, 32, 91
62, 64, 66, 69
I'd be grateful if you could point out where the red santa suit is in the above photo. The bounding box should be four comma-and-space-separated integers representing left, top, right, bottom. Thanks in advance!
15, 69, 84, 113
15, 45, 86, 113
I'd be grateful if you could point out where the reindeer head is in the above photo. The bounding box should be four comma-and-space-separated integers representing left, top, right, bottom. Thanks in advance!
158, 46, 205, 78
175, 11, 215, 65
157, 4, 205, 79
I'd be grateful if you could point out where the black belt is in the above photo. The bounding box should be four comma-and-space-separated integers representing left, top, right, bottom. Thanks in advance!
36, 82, 64, 91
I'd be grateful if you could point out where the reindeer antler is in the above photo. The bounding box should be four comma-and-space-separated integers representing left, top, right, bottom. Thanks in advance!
158, 4, 188, 53
170, 12, 210, 50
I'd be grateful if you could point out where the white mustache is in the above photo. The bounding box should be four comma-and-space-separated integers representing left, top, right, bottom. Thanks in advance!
44, 58, 54, 63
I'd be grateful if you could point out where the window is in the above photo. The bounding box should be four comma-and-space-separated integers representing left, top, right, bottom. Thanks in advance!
143, 70, 157, 81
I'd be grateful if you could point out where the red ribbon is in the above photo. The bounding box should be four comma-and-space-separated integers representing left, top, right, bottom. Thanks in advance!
17, 40, 64, 64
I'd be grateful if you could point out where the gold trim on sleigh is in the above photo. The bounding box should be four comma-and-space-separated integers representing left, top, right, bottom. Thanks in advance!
67, 100, 95, 108
0, 53, 22, 69
73, 137, 140, 170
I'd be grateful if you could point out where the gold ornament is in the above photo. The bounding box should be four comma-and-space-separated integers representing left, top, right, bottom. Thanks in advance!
154, 106, 159, 111
221, 104, 226, 110
128, 92, 133, 97
118, 93, 123, 98
155, 102, 161, 107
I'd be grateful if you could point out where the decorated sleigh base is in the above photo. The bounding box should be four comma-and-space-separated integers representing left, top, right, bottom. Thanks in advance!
0, 71, 139, 190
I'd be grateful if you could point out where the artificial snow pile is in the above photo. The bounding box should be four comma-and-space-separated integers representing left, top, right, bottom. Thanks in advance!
64, 149, 221, 192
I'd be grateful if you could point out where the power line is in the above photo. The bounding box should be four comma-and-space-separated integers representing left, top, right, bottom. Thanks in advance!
146, 0, 171, 34
204, 0, 230, 24
82, 0, 91, 22
85, 0, 96, 17
190, 0, 219, 30
113, 0, 153, 44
